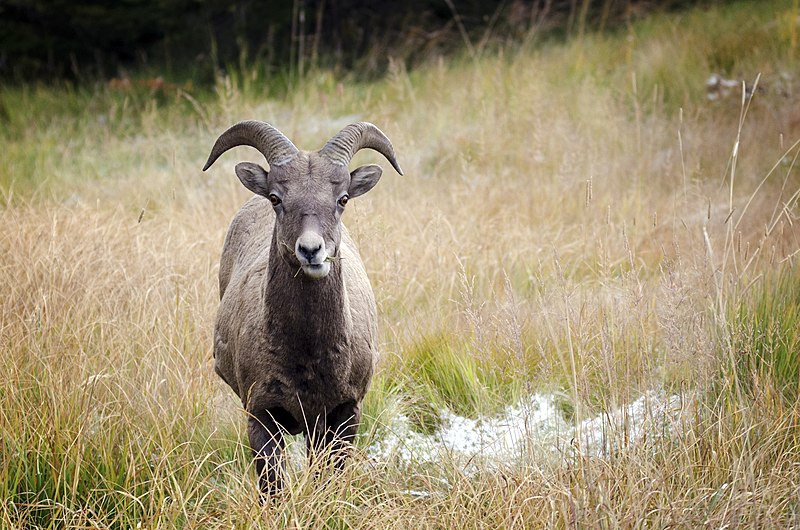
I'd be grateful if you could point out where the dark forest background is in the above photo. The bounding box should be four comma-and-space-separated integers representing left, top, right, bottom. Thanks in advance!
1, 0, 729, 83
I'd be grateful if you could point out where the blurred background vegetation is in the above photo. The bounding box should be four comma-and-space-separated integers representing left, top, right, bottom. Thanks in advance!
1, 0, 732, 82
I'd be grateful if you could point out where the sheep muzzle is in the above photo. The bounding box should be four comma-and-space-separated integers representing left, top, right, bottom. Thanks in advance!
294, 231, 331, 279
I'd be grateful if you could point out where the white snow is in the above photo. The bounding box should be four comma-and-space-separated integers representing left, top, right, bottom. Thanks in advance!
366, 390, 690, 471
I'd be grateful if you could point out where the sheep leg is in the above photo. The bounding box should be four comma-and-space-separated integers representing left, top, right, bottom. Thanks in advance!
248, 409, 285, 496
306, 400, 361, 471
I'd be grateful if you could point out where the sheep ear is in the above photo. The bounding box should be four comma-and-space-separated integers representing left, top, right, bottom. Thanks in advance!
235, 162, 270, 196
348, 165, 383, 198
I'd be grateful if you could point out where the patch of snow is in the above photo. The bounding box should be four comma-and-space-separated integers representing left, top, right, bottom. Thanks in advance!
367, 390, 691, 471
577, 392, 687, 455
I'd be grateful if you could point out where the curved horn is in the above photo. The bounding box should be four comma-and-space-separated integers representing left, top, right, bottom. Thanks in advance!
319, 122, 403, 175
202, 120, 298, 171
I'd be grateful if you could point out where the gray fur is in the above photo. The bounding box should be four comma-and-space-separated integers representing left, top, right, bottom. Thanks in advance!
203, 121, 400, 495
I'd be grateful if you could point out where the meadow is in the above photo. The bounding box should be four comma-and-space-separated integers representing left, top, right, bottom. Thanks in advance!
2, 1, 800, 527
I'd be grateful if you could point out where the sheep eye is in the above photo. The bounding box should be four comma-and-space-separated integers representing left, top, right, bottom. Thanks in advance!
268, 194, 281, 206
338, 195, 349, 207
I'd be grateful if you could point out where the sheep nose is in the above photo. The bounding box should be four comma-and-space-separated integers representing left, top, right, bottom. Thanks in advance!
295, 232, 325, 264
298, 242, 321, 261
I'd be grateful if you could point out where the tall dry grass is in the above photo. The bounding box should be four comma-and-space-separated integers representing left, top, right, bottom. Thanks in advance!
2, 0, 800, 527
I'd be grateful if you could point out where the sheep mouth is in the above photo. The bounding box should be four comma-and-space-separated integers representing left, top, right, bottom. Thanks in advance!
300, 262, 331, 279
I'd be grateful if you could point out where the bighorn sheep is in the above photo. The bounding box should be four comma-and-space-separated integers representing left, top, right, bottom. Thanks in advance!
203, 120, 402, 495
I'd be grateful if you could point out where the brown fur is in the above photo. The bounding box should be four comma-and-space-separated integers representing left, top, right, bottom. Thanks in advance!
214, 190, 378, 429
208, 137, 396, 495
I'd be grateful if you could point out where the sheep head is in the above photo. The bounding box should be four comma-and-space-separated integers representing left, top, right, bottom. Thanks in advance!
203, 121, 402, 280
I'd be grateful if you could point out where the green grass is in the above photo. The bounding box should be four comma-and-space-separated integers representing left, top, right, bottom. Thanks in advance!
732, 267, 800, 401
394, 334, 521, 431
2, 0, 800, 527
